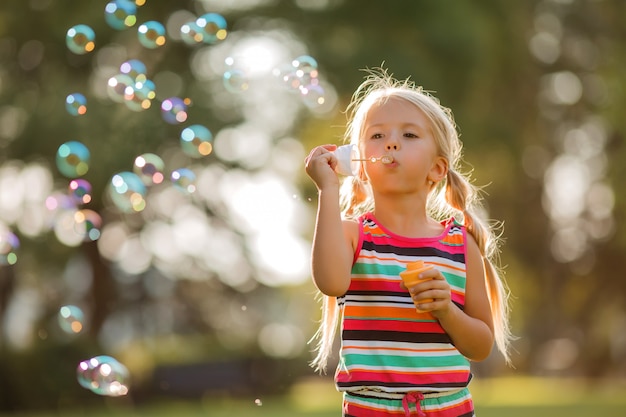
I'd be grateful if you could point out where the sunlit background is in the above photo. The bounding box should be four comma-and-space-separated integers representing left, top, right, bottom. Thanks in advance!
1, 0, 625, 414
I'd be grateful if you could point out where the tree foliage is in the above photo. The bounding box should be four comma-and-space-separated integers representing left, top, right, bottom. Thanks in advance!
1, 0, 625, 410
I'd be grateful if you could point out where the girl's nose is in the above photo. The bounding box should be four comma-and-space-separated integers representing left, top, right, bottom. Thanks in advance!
385, 133, 400, 150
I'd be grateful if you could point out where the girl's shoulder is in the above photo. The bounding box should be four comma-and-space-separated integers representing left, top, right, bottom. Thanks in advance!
341, 218, 362, 260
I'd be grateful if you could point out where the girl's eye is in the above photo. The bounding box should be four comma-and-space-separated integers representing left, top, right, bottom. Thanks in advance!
404, 132, 418, 138
371, 133, 383, 139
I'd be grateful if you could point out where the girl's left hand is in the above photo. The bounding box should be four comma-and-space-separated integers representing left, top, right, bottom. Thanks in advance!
400, 268, 453, 319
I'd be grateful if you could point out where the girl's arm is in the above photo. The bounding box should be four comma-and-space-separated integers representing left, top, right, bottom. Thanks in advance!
305, 145, 355, 297
409, 234, 495, 361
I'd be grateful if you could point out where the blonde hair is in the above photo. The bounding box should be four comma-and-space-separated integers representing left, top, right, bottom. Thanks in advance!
310, 68, 513, 373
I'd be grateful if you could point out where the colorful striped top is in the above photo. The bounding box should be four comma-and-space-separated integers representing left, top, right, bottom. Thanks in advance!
335, 213, 471, 394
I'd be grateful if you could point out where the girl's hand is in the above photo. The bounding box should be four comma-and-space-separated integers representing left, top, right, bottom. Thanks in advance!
304, 144, 339, 190
400, 268, 453, 319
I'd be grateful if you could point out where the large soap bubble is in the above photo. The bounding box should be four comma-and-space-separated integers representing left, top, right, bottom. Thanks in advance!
77, 355, 130, 397
104, 0, 137, 30
180, 124, 213, 158
138, 20, 166, 49
108, 171, 147, 213
56, 141, 90, 178
66, 24, 95, 54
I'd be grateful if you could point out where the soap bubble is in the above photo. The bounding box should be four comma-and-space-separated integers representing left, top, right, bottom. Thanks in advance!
119, 59, 147, 82
65, 93, 87, 116
180, 21, 204, 45
293, 55, 318, 76
160, 97, 189, 124
104, 0, 137, 30
68, 179, 92, 205
45, 192, 76, 216
300, 84, 326, 109
133, 79, 156, 100
58, 305, 85, 334
0, 228, 19, 265
137, 20, 166, 49
77, 355, 130, 397
180, 124, 213, 158
66, 24, 96, 55
222, 56, 251, 93
56, 141, 90, 178
223, 68, 249, 93
107, 74, 135, 103
196, 13, 228, 44
108, 172, 147, 213
74, 209, 102, 242
277, 55, 319, 91
124, 79, 156, 111
133, 153, 165, 186
171, 168, 196, 194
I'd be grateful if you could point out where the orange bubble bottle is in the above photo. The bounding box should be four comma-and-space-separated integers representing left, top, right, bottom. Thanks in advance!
399, 260, 435, 306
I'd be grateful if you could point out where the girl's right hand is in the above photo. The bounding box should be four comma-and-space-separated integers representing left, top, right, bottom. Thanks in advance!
304, 144, 340, 190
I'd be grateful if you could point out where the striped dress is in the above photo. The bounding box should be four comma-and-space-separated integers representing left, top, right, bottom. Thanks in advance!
336, 213, 471, 395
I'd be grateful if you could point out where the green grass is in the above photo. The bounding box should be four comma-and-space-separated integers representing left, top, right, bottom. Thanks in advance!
3, 376, 626, 416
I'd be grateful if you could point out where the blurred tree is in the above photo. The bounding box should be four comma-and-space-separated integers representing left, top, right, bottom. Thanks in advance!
0, 0, 625, 411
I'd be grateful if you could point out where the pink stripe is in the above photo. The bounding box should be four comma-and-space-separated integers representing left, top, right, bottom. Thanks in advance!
344, 319, 445, 334
337, 370, 470, 386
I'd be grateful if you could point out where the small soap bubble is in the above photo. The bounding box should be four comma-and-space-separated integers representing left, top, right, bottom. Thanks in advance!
160, 97, 188, 124
74, 209, 102, 241
133, 153, 165, 186
171, 168, 196, 194
0, 229, 19, 266
278, 55, 319, 91
108, 171, 147, 213
292, 55, 318, 74
274, 63, 299, 90
45, 193, 76, 213
133, 79, 156, 100
56, 141, 90, 178
180, 124, 213, 158
196, 13, 228, 44
58, 305, 85, 334
180, 21, 204, 45
223, 69, 249, 93
255, 398, 263, 406
107, 74, 135, 103
124, 79, 156, 111
66, 93, 87, 116
137, 20, 166, 49
104, 0, 137, 30
300, 84, 326, 109
69, 179, 92, 205
77, 355, 130, 397
66, 25, 96, 55
119, 59, 147, 82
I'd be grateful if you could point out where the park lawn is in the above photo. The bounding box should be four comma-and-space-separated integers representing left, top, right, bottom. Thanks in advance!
2, 376, 625, 416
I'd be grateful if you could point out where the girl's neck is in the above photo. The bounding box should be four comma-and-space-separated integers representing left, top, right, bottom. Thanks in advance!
372, 194, 442, 238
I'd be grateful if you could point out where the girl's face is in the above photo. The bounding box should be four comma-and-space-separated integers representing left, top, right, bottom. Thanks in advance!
360, 96, 447, 193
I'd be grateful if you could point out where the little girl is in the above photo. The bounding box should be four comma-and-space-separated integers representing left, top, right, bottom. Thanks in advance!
304, 68, 513, 417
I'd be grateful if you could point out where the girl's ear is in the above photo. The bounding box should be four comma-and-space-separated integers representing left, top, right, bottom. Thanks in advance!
429, 156, 448, 183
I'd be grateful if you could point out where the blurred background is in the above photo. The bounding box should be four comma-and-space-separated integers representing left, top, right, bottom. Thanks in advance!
1, 0, 625, 415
